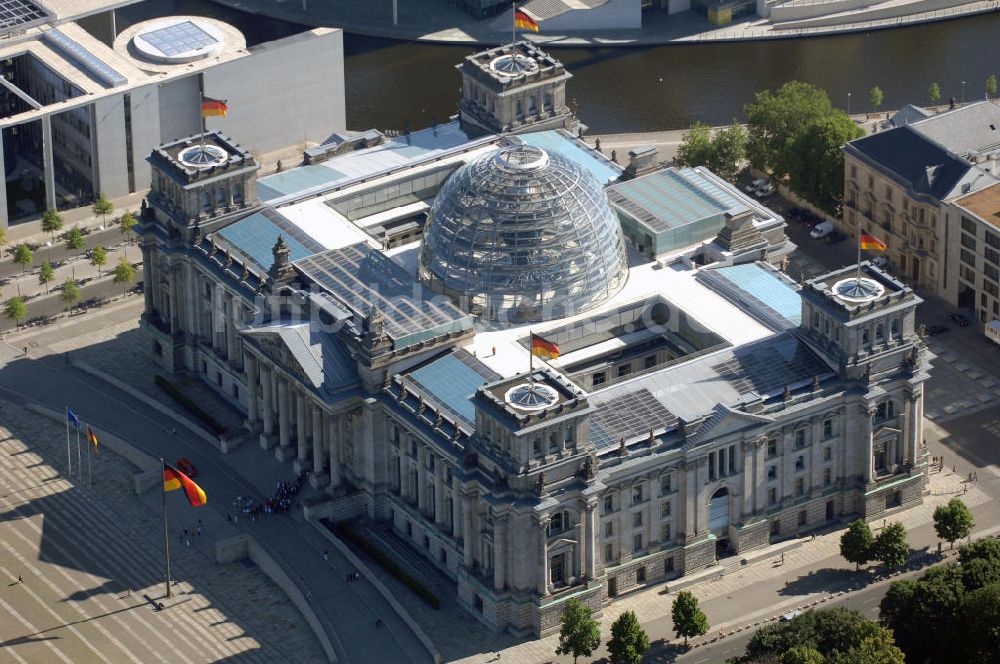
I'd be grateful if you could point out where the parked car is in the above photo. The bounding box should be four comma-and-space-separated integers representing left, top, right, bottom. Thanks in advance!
781, 610, 803, 622
810, 220, 834, 239
176, 457, 198, 478
786, 207, 805, 222
949, 313, 970, 327
925, 324, 950, 336
826, 230, 848, 244
744, 178, 766, 194
754, 182, 775, 197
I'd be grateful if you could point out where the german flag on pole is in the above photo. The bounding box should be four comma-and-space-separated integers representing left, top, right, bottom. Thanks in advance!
201, 97, 228, 118
860, 234, 887, 251
87, 428, 99, 453
163, 464, 207, 507
514, 9, 539, 32
530, 334, 560, 360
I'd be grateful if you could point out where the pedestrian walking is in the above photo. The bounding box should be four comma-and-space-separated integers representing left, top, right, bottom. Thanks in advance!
185, 537, 191, 547
780, 553, 785, 565
16, 574, 22, 584
125, 587, 131, 598
974, 471, 978, 482
323, 550, 328, 561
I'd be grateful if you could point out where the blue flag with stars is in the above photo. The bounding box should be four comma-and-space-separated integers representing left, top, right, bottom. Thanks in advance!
67, 408, 81, 430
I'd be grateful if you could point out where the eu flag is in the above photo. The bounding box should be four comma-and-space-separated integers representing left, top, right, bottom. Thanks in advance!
67, 408, 81, 430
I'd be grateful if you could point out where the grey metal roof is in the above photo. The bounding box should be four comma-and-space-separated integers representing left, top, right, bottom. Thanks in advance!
587, 332, 832, 449
910, 101, 1000, 157
243, 322, 358, 395
885, 104, 932, 129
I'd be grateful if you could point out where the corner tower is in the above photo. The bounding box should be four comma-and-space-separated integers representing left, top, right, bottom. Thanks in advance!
457, 41, 578, 138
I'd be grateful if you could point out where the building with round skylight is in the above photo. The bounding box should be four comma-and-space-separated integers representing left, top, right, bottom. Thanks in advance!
114, 16, 246, 73
418, 144, 628, 324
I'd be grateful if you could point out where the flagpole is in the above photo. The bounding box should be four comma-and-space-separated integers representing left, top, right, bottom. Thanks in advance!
76, 427, 81, 478
512, 2, 516, 52
161, 458, 172, 598
65, 408, 71, 476
87, 432, 92, 490
529, 331, 534, 385
856, 230, 862, 283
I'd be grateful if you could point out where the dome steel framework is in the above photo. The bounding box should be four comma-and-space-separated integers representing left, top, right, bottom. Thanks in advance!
418, 144, 628, 324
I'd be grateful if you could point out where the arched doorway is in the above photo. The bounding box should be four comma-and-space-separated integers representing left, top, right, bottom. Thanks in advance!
709, 487, 731, 557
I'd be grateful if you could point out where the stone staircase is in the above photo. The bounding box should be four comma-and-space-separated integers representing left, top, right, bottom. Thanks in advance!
365, 524, 454, 593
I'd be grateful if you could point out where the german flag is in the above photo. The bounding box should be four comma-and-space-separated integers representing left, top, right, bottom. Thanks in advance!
514, 9, 539, 32
531, 334, 559, 360
860, 234, 887, 251
163, 464, 207, 507
201, 97, 228, 118
87, 427, 99, 453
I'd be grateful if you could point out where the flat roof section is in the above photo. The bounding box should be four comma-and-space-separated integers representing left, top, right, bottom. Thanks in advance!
217, 209, 324, 270
406, 350, 501, 425
956, 181, 1000, 230
517, 130, 621, 185
607, 167, 746, 233
698, 263, 802, 330
0, 0, 48, 31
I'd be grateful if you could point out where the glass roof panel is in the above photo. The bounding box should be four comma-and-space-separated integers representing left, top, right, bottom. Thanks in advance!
141, 20, 218, 57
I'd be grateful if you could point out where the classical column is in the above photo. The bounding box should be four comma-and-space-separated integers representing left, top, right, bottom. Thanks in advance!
140, 244, 154, 315
311, 406, 324, 472
903, 390, 920, 466
493, 514, 506, 591
226, 295, 240, 364
462, 493, 475, 568
742, 440, 756, 517
259, 362, 274, 435
277, 379, 290, 450
184, 263, 198, 338
245, 354, 259, 428
328, 414, 341, 488
296, 392, 309, 462
452, 476, 462, 538
683, 461, 698, 540
434, 463, 446, 527
416, 448, 427, 513
583, 500, 596, 579
537, 515, 550, 596
863, 404, 876, 484
169, 269, 181, 335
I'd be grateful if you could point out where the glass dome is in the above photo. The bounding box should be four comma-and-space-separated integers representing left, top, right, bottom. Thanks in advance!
418, 144, 628, 324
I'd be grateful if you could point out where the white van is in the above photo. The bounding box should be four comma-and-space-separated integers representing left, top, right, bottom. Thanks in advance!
810, 221, 834, 240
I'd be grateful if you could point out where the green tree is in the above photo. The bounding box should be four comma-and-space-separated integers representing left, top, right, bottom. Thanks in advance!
4, 296, 26, 330
118, 210, 137, 242
90, 245, 107, 277
63, 225, 85, 253
783, 646, 825, 664
741, 608, 895, 664
41, 208, 63, 243
934, 498, 974, 549
743, 81, 833, 175
675, 122, 715, 170
879, 567, 966, 664
708, 122, 748, 181
959, 557, 1000, 591
672, 590, 709, 646
987, 74, 998, 99
928, 82, 941, 104
827, 630, 904, 664
60, 278, 80, 311
959, 583, 1000, 661
13, 243, 33, 275
92, 192, 113, 228
38, 261, 55, 293
606, 610, 650, 664
869, 86, 884, 112
555, 598, 601, 664
959, 537, 1000, 564
785, 112, 862, 213
872, 522, 909, 570
840, 519, 874, 570
112, 257, 135, 296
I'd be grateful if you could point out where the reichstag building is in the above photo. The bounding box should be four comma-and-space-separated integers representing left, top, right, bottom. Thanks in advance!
136, 42, 932, 635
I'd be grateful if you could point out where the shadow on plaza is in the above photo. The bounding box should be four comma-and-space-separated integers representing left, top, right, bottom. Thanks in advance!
777, 545, 939, 598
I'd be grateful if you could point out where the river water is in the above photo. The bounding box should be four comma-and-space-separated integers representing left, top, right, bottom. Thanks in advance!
114, 1, 1000, 134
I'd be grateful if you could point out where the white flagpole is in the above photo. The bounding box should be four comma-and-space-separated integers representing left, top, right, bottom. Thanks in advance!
65, 408, 71, 475
76, 427, 82, 478
87, 429, 92, 490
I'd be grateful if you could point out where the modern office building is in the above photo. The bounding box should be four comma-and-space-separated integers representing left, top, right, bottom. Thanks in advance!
137, 42, 930, 637
942, 182, 1000, 326
841, 101, 1000, 297
1, 10, 345, 226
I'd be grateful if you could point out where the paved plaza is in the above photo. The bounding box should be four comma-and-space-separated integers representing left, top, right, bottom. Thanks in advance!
0, 395, 325, 663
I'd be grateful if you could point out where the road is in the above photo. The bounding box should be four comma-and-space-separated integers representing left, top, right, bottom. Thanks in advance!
1, 228, 129, 281
0, 318, 432, 664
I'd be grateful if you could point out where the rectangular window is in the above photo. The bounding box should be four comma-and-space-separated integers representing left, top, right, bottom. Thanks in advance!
824, 446, 832, 461
729, 445, 736, 474
592, 372, 606, 386
798, 510, 807, 526
633, 534, 643, 553
962, 233, 977, 250
987, 230, 1000, 250
824, 468, 832, 486
796, 456, 805, 471
986, 264, 999, 282
767, 439, 778, 458
660, 474, 672, 494
767, 465, 777, 480
605, 521, 614, 538
768, 487, 777, 505
795, 429, 806, 449
633, 512, 643, 528
986, 246, 1000, 266
708, 451, 716, 480
636, 566, 646, 583
665, 557, 674, 573
661, 523, 672, 542
661, 501, 671, 518
604, 495, 614, 514
961, 248, 977, 267
771, 519, 780, 535
796, 478, 805, 496
632, 485, 644, 505
985, 279, 999, 298
617, 363, 632, 378
962, 216, 978, 234
605, 543, 614, 562
823, 418, 833, 439
644, 355, 657, 370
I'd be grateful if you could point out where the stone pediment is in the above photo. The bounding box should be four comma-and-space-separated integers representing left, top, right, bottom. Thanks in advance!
243, 325, 318, 390
686, 404, 774, 446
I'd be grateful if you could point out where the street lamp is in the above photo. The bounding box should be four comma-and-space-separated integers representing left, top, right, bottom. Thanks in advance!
961, 80, 966, 104
847, 92, 852, 116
